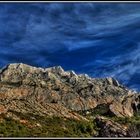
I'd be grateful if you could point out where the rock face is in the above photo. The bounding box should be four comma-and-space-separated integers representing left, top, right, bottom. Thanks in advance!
0, 63, 139, 120
95, 116, 128, 137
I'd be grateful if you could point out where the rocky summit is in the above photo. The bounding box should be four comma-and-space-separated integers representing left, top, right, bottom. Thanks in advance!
0, 63, 139, 137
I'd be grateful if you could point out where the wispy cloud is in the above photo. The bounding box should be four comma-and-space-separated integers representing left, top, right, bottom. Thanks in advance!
0, 3, 140, 90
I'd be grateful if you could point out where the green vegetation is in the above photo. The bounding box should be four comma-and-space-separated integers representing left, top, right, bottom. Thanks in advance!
108, 115, 140, 125
78, 109, 140, 137
0, 110, 139, 137
0, 112, 99, 137
0, 116, 30, 137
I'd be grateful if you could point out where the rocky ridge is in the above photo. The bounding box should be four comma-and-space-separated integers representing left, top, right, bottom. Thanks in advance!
0, 63, 139, 137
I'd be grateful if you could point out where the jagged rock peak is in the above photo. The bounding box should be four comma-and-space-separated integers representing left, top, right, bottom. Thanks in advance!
46, 65, 64, 74
0, 63, 65, 74
0, 63, 139, 119
106, 77, 120, 86
0, 63, 119, 85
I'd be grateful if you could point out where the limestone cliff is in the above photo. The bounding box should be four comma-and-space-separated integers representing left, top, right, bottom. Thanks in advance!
0, 63, 139, 120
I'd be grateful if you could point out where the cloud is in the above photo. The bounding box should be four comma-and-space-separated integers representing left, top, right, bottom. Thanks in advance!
0, 3, 140, 90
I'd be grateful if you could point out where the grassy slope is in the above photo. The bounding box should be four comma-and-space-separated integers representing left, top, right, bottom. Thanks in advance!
0, 112, 99, 137
0, 111, 139, 137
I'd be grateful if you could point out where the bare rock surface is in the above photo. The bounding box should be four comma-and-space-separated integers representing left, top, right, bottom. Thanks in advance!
95, 116, 128, 137
0, 63, 139, 120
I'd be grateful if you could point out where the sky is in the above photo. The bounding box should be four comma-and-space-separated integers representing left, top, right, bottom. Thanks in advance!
0, 2, 140, 91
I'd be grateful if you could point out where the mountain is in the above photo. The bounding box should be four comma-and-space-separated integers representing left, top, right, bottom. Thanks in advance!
0, 63, 139, 137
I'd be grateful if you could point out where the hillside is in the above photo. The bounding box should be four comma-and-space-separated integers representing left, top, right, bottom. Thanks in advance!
0, 63, 139, 137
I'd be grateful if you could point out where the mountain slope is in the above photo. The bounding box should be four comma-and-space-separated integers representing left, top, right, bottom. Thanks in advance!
0, 63, 139, 137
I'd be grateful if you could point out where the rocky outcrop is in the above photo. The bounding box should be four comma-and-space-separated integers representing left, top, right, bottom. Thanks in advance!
95, 116, 128, 137
95, 116, 140, 137
0, 63, 139, 120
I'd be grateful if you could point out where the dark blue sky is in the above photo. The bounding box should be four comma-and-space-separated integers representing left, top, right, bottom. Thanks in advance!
0, 3, 140, 91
